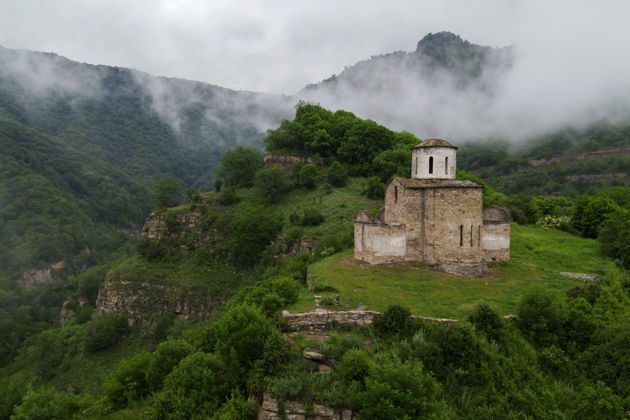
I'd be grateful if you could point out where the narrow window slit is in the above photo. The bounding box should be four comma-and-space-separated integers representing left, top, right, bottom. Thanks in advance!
459, 225, 463, 246
429, 156, 434, 174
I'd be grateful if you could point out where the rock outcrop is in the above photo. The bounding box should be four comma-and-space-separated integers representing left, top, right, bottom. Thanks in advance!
96, 280, 218, 328
258, 394, 353, 420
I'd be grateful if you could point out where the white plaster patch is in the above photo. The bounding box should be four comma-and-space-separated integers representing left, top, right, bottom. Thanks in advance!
368, 230, 406, 257
482, 232, 510, 251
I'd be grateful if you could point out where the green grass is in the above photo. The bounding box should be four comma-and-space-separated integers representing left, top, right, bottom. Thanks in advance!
290, 224, 623, 320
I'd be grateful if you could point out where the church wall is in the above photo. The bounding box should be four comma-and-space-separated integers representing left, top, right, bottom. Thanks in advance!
383, 181, 425, 261
482, 224, 510, 262
423, 187, 484, 264
354, 222, 406, 264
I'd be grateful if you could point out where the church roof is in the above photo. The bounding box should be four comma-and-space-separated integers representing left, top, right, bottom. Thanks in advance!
413, 138, 458, 149
394, 177, 481, 189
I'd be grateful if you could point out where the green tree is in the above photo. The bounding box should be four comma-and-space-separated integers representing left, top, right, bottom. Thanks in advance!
363, 176, 385, 199
469, 302, 504, 342
146, 339, 193, 391
196, 305, 278, 371
227, 206, 282, 266
151, 176, 183, 210
155, 352, 237, 419
326, 161, 348, 187
83, 313, 129, 353
572, 195, 618, 238
516, 289, 568, 348
298, 163, 318, 189
103, 352, 153, 409
598, 209, 630, 268
372, 304, 413, 337
253, 166, 292, 204
217, 146, 264, 188
12, 387, 93, 420
354, 354, 446, 419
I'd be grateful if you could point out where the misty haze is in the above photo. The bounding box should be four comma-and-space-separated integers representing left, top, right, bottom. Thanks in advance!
0, 2, 628, 419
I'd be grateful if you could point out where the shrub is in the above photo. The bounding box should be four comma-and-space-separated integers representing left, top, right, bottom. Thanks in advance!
212, 391, 257, 420
598, 209, 630, 268
146, 339, 193, 391
217, 146, 264, 188
83, 313, 129, 353
254, 166, 293, 204
299, 207, 325, 226
354, 354, 446, 419
535, 215, 572, 231
155, 352, 236, 419
469, 302, 504, 342
372, 304, 413, 337
337, 349, 371, 383
326, 161, 348, 187
12, 387, 93, 420
299, 163, 318, 189
218, 187, 240, 205
516, 289, 568, 348
196, 305, 278, 371
314, 234, 345, 258
362, 176, 385, 199
103, 352, 153, 409
227, 206, 282, 267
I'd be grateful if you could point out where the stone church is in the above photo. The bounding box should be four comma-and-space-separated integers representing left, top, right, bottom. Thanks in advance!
354, 139, 511, 276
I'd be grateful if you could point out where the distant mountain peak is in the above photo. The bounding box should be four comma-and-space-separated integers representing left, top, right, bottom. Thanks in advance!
416, 31, 468, 52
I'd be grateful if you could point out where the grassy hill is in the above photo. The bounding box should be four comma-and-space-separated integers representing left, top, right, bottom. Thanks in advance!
291, 224, 623, 319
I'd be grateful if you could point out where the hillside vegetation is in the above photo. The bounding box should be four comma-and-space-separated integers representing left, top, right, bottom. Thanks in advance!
0, 103, 628, 419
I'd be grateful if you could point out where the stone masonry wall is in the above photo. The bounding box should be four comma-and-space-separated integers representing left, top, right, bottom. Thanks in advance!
283, 310, 457, 331
353, 222, 406, 264
482, 223, 510, 262
425, 187, 484, 265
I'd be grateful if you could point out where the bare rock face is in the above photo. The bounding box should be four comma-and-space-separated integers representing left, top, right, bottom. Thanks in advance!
143, 211, 203, 240
258, 394, 353, 420
96, 280, 218, 329
17, 266, 60, 290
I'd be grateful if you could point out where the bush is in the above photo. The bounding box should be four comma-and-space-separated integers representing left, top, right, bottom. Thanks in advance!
103, 352, 153, 409
212, 391, 257, 420
337, 349, 371, 383
314, 234, 346, 258
598, 209, 630, 268
326, 161, 348, 187
155, 352, 236, 419
298, 163, 318, 189
469, 302, 504, 342
146, 339, 193, 391
354, 354, 446, 419
363, 176, 385, 199
217, 146, 264, 188
218, 187, 240, 205
536, 215, 572, 231
254, 165, 293, 204
196, 305, 278, 371
12, 387, 93, 420
227, 206, 282, 267
516, 289, 568, 348
83, 313, 129, 353
372, 304, 413, 337
290, 207, 325, 226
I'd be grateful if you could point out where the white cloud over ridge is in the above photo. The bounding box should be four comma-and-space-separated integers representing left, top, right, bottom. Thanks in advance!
1, 0, 629, 141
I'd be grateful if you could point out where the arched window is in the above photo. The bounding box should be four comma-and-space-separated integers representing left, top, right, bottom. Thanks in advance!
415, 157, 418, 175
459, 225, 464, 246
429, 156, 434, 174
394, 186, 398, 203
445, 157, 449, 175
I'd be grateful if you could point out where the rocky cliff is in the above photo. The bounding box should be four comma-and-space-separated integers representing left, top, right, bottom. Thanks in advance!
96, 279, 219, 328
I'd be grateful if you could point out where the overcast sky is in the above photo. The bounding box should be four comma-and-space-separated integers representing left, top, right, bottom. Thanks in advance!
1, 0, 628, 95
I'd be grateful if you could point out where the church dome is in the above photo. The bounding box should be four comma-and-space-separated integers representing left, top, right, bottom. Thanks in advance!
413, 139, 458, 149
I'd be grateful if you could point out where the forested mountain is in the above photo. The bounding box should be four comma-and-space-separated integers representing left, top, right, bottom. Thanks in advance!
0, 45, 291, 282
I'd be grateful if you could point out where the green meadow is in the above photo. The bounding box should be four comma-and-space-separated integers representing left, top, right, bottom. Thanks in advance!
290, 224, 623, 319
